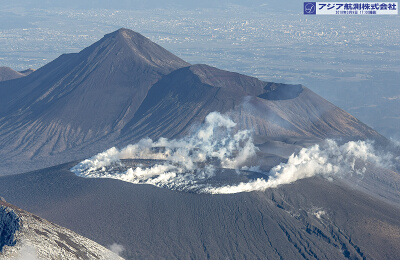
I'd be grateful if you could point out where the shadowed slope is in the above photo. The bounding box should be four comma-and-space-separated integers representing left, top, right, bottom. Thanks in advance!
231, 87, 381, 139
0, 28, 189, 174
0, 67, 27, 82
0, 28, 188, 120
0, 30, 384, 176
0, 163, 399, 259
122, 64, 383, 142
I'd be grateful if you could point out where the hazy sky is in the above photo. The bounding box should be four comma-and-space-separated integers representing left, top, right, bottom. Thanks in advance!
4, 0, 275, 10
3, 0, 380, 12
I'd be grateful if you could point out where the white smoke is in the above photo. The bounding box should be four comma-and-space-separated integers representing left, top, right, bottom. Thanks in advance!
72, 112, 393, 194
72, 112, 257, 192
390, 137, 400, 149
108, 243, 125, 258
206, 139, 393, 194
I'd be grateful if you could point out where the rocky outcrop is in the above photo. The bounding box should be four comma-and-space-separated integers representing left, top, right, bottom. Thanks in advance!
0, 206, 19, 252
0, 200, 123, 259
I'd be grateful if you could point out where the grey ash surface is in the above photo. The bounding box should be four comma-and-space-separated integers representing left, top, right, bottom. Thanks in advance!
0, 28, 398, 259
0, 29, 384, 176
0, 162, 399, 259
0, 67, 33, 82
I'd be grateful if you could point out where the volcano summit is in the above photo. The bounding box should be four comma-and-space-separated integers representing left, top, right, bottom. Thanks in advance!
0, 28, 382, 175
0, 28, 399, 259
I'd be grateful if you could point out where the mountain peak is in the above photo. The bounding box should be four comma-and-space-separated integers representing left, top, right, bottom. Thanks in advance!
0, 28, 189, 171
111, 27, 137, 35
0, 28, 383, 176
105, 28, 148, 43
0, 67, 25, 82
115, 27, 133, 33
94, 28, 189, 72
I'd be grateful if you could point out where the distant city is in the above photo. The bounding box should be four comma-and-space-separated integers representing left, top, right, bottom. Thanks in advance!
1, 6, 399, 137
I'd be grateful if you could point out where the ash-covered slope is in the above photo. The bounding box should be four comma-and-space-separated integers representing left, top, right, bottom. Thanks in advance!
0, 29, 384, 176
0, 28, 188, 119
122, 64, 382, 142
0, 67, 33, 82
0, 28, 189, 174
0, 199, 123, 259
0, 163, 399, 259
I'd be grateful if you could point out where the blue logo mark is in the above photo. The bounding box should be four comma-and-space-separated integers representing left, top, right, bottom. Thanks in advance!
304, 2, 317, 14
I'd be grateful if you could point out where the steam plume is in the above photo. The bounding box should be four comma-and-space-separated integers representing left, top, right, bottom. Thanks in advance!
108, 243, 125, 258
72, 112, 393, 194
206, 139, 392, 194
72, 112, 257, 192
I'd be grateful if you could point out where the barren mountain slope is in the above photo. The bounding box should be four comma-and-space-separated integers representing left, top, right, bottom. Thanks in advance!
0, 199, 123, 259
122, 64, 383, 142
0, 28, 189, 174
0, 163, 399, 259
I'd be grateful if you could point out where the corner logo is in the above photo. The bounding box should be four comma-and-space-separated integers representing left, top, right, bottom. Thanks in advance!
304, 2, 317, 14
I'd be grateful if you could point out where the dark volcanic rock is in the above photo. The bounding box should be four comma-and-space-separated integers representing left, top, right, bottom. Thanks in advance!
258, 82, 303, 100
0, 163, 399, 259
0, 205, 19, 252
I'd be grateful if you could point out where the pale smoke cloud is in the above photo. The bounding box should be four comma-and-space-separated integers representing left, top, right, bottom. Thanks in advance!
390, 137, 400, 148
206, 139, 392, 194
108, 243, 125, 257
72, 112, 257, 192
72, 112, 393, 194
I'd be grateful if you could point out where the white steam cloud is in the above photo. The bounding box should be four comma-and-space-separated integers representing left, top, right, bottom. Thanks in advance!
72, 112, 393, 194
108, 243, 125, 258
206, 139, 392, 194
72, 112, 257, 192
390, 137, 400, 148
